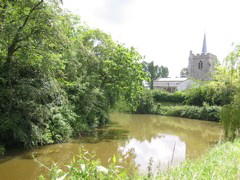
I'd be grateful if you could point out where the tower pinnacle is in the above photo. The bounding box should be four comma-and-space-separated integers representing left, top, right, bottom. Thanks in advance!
202, 33, 207, 54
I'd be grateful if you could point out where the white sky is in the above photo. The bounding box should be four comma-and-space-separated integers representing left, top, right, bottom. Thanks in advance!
63, 0, 240, 77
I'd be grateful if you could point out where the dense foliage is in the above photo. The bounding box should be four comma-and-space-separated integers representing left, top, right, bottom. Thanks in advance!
221, 93, 240, 140
184, 81, 235, 106
151, 81, 235, 107
134, 90, 156, 114
220, 44, 240, 140
157, 104, 221, 122
152, 90, 186, 104
131, 90, 220, 121
0, 0, 145, 149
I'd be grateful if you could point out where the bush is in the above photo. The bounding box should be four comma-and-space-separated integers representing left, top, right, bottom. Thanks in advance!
134, 90, 156, 114
113, 96, 131, 112
152, 90, 186, 104
185, 81, 235, 106
0, 65, 74, 148
157, 103, 221, 121
133, 90, 220, 121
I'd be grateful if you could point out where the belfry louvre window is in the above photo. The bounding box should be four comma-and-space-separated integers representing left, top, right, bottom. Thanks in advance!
198, 61, 203, 69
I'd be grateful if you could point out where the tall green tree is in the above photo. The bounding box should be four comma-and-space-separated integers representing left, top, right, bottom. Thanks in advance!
0, 0, 73, 148
142, 61, 169, 89
220, 44, 240, 140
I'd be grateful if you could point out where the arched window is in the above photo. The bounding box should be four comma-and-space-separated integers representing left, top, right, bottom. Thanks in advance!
198, 61, 203, 69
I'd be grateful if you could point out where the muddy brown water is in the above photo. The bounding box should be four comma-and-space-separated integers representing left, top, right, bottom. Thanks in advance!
0, 113, 223, 179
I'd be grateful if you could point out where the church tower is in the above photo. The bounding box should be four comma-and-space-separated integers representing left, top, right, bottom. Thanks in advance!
188, 34, 217, 80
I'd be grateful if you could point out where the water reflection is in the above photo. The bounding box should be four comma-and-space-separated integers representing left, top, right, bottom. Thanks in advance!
0, 113, 222, 179
120, 134, 186, 172
110, 113, 222, 158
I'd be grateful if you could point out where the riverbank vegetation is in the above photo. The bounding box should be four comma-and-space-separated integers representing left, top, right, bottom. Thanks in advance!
116, 90, 221, 121
118, 59, 237, 122
2, 0, 240, 179
156, 139, 240, 179
40, 139, 240, 179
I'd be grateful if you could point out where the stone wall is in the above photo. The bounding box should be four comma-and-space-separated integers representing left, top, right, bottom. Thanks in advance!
188, 51, 217, 80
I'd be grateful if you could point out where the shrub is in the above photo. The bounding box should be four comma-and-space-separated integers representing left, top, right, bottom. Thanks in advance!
0, 65, 74, 148
66, 84, 110, 131
113, 96, 131, 112
157, 104, 221, 121
134, 90, 156, 114
185, 81, 235, 106
152, 90, 186, 104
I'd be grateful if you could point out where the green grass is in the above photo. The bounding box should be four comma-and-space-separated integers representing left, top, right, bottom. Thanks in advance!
155, 139, 240, 180
40, 139, 240, 180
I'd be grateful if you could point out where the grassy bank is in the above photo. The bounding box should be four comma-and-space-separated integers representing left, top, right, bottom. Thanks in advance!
156, 104, 221, 122
156, 139, 240, 179
41, 139, 240, 179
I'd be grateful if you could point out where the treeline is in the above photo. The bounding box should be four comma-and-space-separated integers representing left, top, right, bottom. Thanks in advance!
125, 67, 238, 122
0, 0, 145, 149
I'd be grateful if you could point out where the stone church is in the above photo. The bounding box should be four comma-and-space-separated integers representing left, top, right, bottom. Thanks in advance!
153, 34, 217, 92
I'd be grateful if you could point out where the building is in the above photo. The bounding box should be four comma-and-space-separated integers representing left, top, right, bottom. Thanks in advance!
188, 34, 217, 80
153, 34, 217, 92
153, 78, 187, 92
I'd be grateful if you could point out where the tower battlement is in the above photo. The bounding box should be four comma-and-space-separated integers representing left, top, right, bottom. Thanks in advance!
189, 52, 217, 59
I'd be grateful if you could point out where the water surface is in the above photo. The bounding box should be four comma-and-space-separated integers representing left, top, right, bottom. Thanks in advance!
0, 113, 222, 179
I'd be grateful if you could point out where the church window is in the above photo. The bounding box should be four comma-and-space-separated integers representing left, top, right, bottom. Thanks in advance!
198, 61, 203, 69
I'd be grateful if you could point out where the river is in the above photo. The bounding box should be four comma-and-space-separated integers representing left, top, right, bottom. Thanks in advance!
0, 113, 223, 179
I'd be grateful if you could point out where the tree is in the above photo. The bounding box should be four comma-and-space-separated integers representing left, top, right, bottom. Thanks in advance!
0, 0, 73, 148
0, 0, 146, 149
180, 67, 188, 78
69, 28, 146, 112
142, 61, 169, 89
220, 44, 240, 140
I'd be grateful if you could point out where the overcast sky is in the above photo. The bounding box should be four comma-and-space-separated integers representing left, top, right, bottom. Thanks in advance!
63, 0, 240, 77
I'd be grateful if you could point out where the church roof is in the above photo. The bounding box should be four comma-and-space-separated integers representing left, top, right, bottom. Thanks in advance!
155, 77, 187, 82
